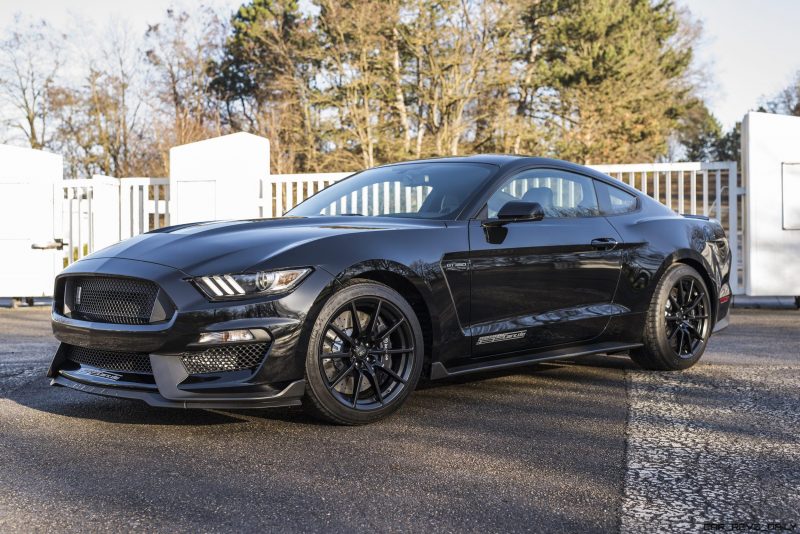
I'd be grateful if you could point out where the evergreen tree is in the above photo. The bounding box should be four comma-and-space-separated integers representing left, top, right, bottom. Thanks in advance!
537, 0, 695, 163
677, 98, 722, 162
714, 121, 740, 164
210, 0, 320, 173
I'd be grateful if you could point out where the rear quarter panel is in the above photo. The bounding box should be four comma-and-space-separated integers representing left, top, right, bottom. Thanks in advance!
604, 203, 730, 327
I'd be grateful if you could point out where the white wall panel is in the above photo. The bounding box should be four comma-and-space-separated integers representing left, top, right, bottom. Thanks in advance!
170, 133, 269, 225
742, 112, 800, 296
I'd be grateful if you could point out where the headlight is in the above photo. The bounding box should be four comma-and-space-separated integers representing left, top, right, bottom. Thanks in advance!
193, 268, 312, 300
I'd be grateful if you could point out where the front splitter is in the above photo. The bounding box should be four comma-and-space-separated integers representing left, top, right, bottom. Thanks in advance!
51, 375, 305, 410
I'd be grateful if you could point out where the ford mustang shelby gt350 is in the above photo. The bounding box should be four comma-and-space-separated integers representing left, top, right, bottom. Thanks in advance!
49, 155, 731, 424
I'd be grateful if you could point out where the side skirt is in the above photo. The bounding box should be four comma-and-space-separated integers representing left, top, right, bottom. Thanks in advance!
429, 341, 643, 380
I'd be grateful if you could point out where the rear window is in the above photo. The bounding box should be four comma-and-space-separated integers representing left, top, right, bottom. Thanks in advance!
596, 181, 638, 215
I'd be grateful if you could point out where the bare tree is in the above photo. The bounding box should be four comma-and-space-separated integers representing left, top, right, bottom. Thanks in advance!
0, 16, 64, 149
145, 8, 227, 174
314, 0, 402, 168
763, 71, 800, 117
52, 21, 158, 177
400, 0, 512, 157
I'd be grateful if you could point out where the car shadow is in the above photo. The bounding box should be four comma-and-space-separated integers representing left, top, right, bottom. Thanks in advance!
1, 352, 638, 532
1, 353, 637, 427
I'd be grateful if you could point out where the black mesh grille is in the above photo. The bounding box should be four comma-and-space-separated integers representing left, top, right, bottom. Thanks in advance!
68, 345, 153, 374
71, 276, 159, 325
181, 343, 269, 375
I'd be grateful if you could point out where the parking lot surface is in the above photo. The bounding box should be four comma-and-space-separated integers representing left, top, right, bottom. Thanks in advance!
0, 307, 798, 533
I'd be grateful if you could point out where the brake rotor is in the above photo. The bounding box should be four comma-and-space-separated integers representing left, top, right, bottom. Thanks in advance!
322, 309, 389, 396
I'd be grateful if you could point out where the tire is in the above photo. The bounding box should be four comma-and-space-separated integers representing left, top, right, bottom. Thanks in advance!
630, 263, 713, 371
303, 279, 424, 425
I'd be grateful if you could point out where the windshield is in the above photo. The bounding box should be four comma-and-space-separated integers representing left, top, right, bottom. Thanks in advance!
287, 162, 495, 219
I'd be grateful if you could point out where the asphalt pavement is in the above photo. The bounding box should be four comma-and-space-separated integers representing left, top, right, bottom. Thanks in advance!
0, 307, 797, 533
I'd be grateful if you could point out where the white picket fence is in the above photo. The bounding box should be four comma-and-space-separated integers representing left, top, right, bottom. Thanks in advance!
61, 176, 170, 263
260, 173, 350, 218
60, 161, 742, 293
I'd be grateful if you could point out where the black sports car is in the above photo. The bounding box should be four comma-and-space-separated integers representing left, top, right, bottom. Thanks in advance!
49, 155, 731, 424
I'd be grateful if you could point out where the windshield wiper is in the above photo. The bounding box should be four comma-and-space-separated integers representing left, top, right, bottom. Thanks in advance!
337, 213, 364, 216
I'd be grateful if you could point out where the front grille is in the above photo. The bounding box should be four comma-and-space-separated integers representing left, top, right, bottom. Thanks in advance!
70, 276, 159, 325
67, 345, 153, 374
181, 343, 269, 375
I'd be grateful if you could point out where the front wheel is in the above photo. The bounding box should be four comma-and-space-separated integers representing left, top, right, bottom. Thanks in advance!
630, 264, 712, 370
303, 280, 424, 425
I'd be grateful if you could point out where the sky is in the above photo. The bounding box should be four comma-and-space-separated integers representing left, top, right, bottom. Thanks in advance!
677, 0, 800, 128
0, 0, 244, 30
1, 0, 798, 131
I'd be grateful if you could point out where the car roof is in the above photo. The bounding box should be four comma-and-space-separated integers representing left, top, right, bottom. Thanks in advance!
384, 154, 529, 167
385, 154, 616, 178
381, 154, 608, 173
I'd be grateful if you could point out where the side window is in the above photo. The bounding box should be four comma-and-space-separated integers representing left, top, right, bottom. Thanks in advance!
485, 169, 600, 219
595, 181, 638, 215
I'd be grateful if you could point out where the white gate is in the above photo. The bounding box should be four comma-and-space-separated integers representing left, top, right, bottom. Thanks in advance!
0, 146, 63, 298
741, 112, 800, 296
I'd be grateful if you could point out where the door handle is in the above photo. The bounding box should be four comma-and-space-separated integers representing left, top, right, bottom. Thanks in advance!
31, 238, 65, 250
591, 237, 618, 251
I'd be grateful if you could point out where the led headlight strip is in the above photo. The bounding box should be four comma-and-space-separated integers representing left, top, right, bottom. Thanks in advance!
200, 275, 245, 296
194, 268, 312, 300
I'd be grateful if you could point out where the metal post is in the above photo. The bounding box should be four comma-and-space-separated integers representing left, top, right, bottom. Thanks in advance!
728, 162, 740, 294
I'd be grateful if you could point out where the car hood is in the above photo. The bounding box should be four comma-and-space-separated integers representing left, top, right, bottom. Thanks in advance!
83, 217, 445, 276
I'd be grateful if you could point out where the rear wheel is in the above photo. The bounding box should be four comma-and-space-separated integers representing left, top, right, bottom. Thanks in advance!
303, 280, 423, 425
630, 264, 712, 370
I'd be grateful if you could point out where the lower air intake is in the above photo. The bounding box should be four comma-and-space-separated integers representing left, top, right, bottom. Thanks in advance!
68, 345, 153, 374
181, 343, 269, 375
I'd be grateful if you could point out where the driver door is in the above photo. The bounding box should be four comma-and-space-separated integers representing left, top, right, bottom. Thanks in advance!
468, 168, 623, 358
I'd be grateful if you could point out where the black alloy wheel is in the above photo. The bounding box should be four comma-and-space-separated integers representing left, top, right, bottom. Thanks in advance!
319, 297, 415, 410
665, 275, 711, 359
630, 263, 712, 371
303, 280, 423, 424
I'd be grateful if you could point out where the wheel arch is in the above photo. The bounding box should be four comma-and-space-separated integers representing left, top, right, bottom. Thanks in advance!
322, 260, 438, 377
675, 256, 718, 324
656, 250, 718, 324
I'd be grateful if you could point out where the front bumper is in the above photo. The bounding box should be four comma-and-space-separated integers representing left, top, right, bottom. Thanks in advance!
49, 257, 335, 409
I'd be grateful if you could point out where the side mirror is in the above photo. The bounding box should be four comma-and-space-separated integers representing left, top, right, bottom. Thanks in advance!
483, 201, 544, 227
